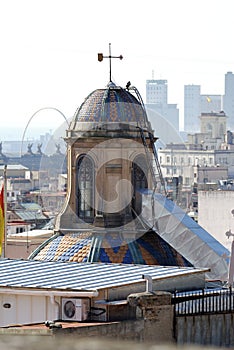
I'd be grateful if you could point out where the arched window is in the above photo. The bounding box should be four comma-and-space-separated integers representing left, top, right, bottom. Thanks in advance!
132, 155, 148, 213
77, 155, 95, 222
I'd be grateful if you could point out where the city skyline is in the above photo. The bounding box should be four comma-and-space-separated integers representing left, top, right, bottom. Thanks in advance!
1, 0, 233, 136
0, 71, 229, 143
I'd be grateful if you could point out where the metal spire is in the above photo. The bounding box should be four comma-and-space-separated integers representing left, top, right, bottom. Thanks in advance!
98, 43, 123, 82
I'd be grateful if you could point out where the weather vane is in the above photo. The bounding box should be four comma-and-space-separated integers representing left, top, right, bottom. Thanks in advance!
98, 43, 123, 82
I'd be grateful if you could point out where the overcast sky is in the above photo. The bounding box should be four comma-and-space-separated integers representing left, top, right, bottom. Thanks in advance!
1, 0, 233, 138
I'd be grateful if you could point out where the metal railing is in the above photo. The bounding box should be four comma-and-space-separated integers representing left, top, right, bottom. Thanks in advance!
172, 288, 234, 316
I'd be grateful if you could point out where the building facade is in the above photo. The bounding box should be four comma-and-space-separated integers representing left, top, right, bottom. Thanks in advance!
198, 190, 234, 251
158, 111, 234, 208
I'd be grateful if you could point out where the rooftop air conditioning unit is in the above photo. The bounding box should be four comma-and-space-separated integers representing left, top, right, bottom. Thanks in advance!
61, 298, 90, 321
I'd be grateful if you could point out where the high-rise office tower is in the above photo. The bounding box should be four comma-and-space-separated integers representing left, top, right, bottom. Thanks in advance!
146, 79, 168, 105
145, 79, 179, 135
184, 85, 201, 133
223, 71, 234, 130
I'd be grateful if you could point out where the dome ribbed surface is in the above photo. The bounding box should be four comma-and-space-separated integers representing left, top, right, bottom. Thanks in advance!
73, 87, 147, 124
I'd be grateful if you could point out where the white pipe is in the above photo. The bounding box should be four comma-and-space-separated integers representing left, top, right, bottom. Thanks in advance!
50, 295, 61, 320
142, 274, 153, 293
0, 288, 99, 298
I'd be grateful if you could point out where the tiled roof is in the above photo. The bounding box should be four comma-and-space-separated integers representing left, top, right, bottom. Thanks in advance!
30, 230, 192, 267
72, 87, 147, 125
33, 232, 92, 262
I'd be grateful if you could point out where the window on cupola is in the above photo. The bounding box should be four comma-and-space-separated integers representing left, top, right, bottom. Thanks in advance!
131, 155, 148, 215
77, 155, 95, 222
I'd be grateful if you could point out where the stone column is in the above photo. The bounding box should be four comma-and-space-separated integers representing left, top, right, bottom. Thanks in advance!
128, 291, 175, 343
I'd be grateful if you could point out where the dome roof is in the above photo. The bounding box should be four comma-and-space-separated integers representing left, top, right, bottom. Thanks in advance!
30, 230, 192, 267
71, 83, 150, 128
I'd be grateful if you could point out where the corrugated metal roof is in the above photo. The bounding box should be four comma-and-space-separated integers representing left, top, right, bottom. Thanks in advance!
21, 203, 42, 211
0, 259, 208, 292
0, 164, 29, 170
14, 210, 47, 221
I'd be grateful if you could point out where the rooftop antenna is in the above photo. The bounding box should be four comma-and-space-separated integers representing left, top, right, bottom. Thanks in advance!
152, 69, 154, 79
98, 43, 123, 82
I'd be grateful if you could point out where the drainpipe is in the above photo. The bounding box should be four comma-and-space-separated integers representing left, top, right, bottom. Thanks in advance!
142, 274, 153, 293
50, 295, 61, 319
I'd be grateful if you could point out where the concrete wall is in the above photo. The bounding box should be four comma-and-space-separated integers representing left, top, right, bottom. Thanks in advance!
6, 239, 43, 259
0, 336, 222, 350
176, 313, 234, 347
